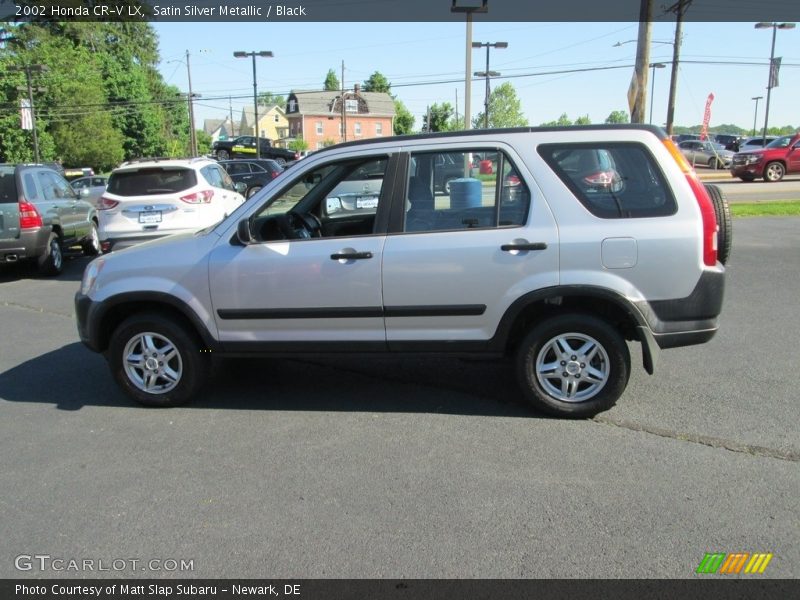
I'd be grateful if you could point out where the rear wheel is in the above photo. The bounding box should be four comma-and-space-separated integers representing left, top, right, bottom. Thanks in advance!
246, 185, 262, 198
704, 184, 732, 265
108, 313, 209, 407
708, 158, 720, 170
763, 161, 785, 182
516, 314, 630, 418
37, 231, 63, 276
216, 149, 230, 161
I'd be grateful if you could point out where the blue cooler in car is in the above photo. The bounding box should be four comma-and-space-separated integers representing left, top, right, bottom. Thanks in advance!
449, 178, 482, 208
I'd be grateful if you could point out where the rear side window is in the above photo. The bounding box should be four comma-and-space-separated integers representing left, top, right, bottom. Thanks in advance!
538, 143, 676, 219
0, 166, 17, 202
107, 168, 197, 196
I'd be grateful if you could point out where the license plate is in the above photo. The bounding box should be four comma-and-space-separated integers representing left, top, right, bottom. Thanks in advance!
356, 196, 378, 209
138, 211, 162, 224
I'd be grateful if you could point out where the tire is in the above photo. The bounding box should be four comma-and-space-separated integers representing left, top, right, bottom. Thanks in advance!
515, 313, 630, 418
246, 185, 262, 199
763, 161, 785, 183
81, 221, 101, 256
704, 184, 732, 266
708, 158, 719, 170
217, 149, 230, 161
37, 231, 63, 276
108, 312, 210, 407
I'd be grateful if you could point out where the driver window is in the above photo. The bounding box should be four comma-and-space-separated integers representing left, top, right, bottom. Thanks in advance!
251, 156, 389, 242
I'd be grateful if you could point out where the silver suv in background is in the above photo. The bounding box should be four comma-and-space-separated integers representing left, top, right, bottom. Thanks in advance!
76, 126, 728, 418
1, 163, 99, 275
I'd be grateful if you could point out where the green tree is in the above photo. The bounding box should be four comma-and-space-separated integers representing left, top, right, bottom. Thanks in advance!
393, 99, 414, 135
540, 113, 573, 127
605, 110, 630, 124
258, 91, 285, 107
288, 137, 309, 152
362, 71, 391, 94
472, 82, 527, 129
324, 69, 340, 91
196, 129, 212, 156
424, 103, 455, 132
575, 114, 592, 125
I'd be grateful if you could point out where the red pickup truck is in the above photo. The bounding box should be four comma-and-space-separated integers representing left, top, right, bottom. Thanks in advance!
730, 133, 800, 182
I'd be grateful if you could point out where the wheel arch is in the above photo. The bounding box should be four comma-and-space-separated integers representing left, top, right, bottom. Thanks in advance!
90, 292, 218, 354
490, 286, 657, 374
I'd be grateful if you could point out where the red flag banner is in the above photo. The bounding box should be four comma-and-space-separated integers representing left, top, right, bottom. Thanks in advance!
700, 93, 715, 141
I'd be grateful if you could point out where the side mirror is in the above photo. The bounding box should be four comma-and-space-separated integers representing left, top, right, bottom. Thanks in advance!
235, 182, 247, 195
236, 218, 253, 245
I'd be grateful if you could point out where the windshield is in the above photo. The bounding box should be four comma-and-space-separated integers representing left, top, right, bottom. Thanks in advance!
765, 136, 793, 149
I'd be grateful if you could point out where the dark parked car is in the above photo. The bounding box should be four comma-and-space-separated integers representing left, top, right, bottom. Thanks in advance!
713, 134, 742, 152
218, 159, 284, 198
211, 136, 298, 165
0, 163, 100, 275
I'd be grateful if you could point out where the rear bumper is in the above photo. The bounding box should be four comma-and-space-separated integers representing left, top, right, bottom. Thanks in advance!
0, 227, 51, 262
635, 269, 725, 350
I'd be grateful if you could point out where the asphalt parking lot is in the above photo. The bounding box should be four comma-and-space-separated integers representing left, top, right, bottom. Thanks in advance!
0, 217, 798, 579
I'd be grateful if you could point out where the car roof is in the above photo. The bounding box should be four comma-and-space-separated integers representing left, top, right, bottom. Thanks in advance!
113, 157, 215, 172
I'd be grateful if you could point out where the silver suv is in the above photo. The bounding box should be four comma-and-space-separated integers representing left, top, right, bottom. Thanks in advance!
76, 126, 728, 418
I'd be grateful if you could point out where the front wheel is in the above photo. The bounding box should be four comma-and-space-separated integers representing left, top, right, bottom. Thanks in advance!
516, 314, 630, 418
216, 149, 230, 161
763, 161, 785, 183
108, 313, 210, 407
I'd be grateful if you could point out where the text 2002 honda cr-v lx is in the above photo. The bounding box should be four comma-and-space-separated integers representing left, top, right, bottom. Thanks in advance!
76, 125, 728, 418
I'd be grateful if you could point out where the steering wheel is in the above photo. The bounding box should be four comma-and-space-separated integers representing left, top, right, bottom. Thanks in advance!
277, 211, 322, 239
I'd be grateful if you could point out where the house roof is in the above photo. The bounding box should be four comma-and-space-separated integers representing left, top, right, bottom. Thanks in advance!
287, 91, 395, 117
204, 118, 238, 137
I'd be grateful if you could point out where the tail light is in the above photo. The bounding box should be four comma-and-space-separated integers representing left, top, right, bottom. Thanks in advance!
293, 152, 300, 160
271, 171, 279, 179
19, 201, 43, 229
98, 196, 119, 210
583, 170, 618, 188
663, 139, 718, 267
180, 190, 214, 204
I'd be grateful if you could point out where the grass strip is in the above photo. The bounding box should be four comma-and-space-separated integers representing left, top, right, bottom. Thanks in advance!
730, 201, 800, 217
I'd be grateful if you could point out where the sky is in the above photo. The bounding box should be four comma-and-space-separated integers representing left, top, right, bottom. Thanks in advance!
152, 21, 799, 135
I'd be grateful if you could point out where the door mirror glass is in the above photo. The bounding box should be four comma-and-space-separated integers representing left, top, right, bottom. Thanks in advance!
235, 182, 247, 194
236, 218, 253, 245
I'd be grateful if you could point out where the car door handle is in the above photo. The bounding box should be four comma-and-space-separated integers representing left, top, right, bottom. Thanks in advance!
501, 242, 547, 252
330, 251, 373, 260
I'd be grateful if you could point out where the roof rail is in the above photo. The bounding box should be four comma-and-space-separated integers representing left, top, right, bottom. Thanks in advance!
119, 156, 212, 167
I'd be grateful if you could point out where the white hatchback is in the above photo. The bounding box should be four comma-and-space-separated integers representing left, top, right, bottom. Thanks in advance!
98, 158, 245, 252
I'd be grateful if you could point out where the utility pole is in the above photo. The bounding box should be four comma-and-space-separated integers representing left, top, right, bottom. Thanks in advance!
229, 96, 234, 137
473, 41, 507, 129
234, 50, 273, 158
666, 0, 690, 135
629, 0, 652, 124
341, 60, 346, 142
185, 50, 197, 157
451, 1, 488, 131
10, 64, 47, 163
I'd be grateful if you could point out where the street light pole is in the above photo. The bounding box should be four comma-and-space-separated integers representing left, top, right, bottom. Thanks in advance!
185, 50, 197, 157
751, 95, 763, 136
234, 50, 274, 158
451, 1, 488, 131
754, 22, 795, 147
649, 63, 666, 125
473, 41, 507, 129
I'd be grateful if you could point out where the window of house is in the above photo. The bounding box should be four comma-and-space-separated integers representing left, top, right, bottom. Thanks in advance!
288, 100, 297, 113
345, 99, 358, 113
538, 143, 676, 219
404, 150, 530, 233
274, 114, 280, 123
354, 122, 362, 136
375, 122, 383, 136
316, 121, 323, 135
